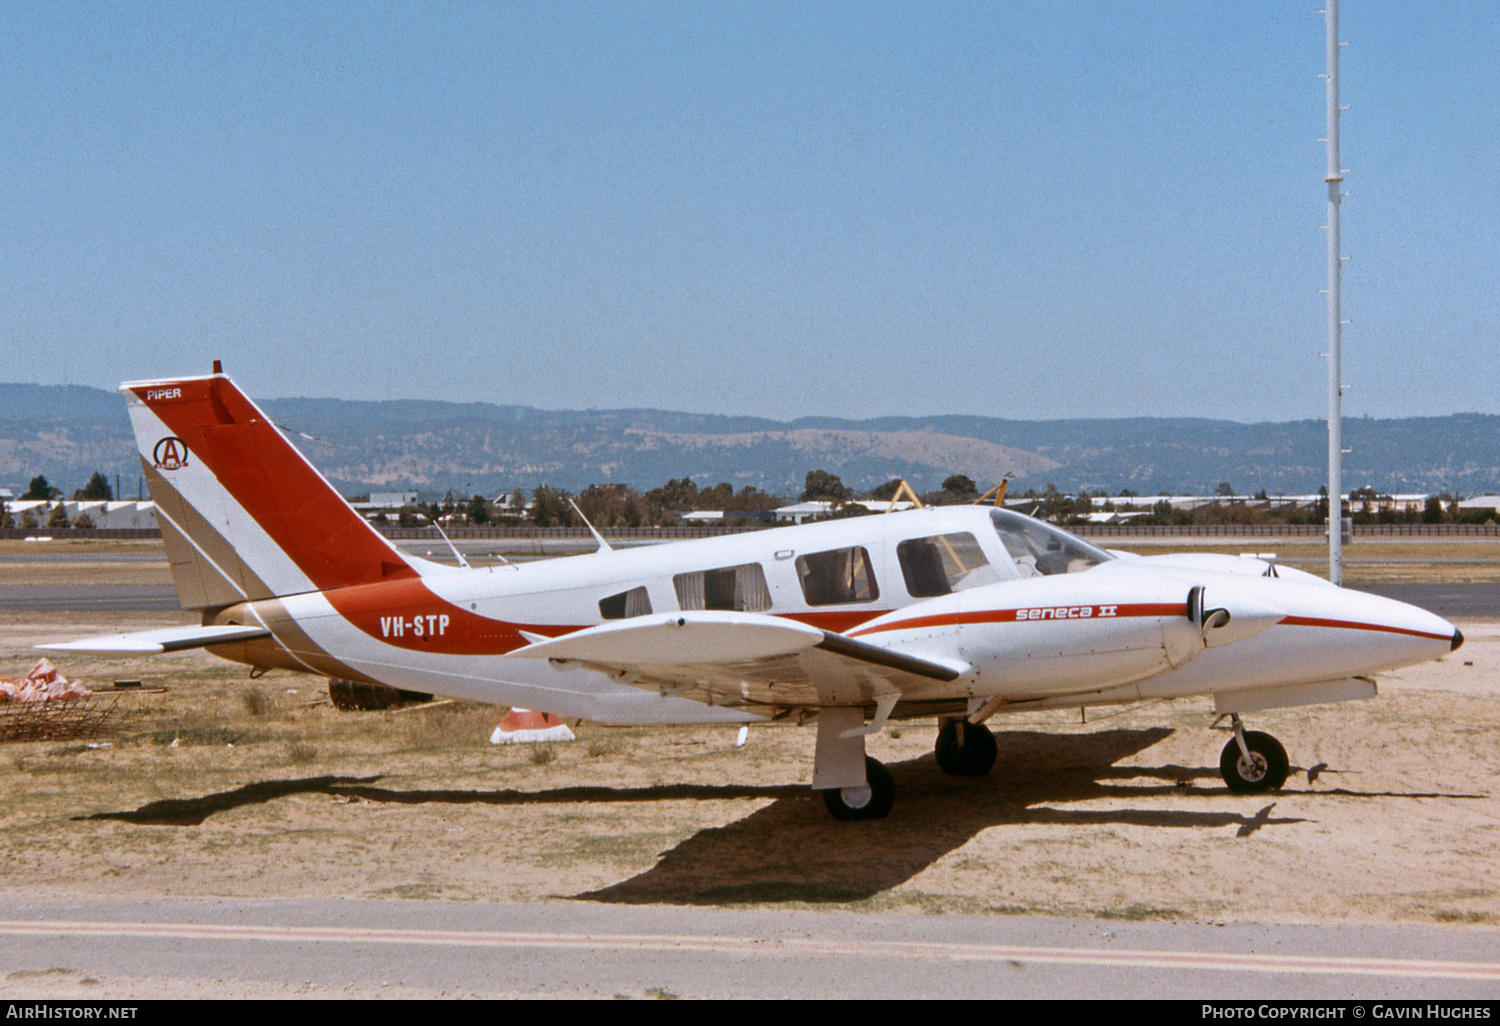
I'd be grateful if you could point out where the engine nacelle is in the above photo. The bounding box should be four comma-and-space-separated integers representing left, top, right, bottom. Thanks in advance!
848, 572, 1278, 700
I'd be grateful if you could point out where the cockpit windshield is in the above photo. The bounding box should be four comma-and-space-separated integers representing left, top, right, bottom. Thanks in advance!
988, 508, 1113, 577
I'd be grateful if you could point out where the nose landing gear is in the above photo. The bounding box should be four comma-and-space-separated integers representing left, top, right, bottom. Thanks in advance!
1218, 713, 1289, 793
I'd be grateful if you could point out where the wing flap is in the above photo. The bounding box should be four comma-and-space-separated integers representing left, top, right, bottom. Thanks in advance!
37, 624, 272, 655
510, 612, 826, 665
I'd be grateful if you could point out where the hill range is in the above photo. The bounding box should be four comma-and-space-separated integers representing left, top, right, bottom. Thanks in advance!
0, 383, 1495, 502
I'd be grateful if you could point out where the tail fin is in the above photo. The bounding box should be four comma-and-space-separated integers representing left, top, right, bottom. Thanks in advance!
124, 373, 425, 609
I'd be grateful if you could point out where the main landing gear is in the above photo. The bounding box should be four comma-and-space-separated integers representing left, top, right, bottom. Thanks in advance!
935, 717, 997, 776
822, 757, 896, 821
1218, 713, 1289, 793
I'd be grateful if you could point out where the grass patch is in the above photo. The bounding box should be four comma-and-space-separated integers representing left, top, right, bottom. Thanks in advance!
1096, 904, 1188, 922
242, 687, 276, 718
141, 725, 255, 747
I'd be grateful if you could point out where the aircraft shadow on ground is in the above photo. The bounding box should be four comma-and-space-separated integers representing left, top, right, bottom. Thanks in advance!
576, 726, 1290, 905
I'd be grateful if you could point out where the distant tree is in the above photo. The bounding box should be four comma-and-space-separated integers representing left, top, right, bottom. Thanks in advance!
47, 505, 70, 529
1041, 483, 1067, 519
71, 512, 95, 529
867, 479, 906, 502
942, 474, 976, 497
701, 482, 734, 509
466, 494, 489, 525
530, 485, 573, 528
575, 483, 653, 528
1423, 496, 1445, 524
925, 474, 978, 506
646, 477, 700, 512
0, 499, 11, 529
75, 471, 113, 501
725, 486, 779, 513
23, 476, 56, 501
801, 470, 850, 503
1215, 482, 1235, 497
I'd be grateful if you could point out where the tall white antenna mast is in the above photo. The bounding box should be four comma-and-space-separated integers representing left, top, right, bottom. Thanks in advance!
1324, 0, 1346, 584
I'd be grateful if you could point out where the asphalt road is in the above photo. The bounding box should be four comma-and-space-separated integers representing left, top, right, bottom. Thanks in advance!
3, 896, 1498, 1000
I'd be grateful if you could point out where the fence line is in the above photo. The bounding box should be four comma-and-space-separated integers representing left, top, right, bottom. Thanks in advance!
2, 522, 1493, 542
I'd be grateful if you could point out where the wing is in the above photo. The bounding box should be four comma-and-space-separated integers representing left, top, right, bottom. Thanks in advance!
37, 624, 272, 655
508, 611, 967, 717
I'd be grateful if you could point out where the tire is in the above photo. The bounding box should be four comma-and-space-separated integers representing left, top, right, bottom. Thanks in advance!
1220, 731, 1289, 793
935, 718, 997, 776
822, 757, 896, 821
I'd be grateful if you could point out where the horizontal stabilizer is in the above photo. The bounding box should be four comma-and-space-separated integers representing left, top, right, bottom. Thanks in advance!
36, 624, 272, 656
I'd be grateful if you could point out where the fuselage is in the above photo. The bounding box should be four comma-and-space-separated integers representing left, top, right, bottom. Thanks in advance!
201, 506, 1461, 725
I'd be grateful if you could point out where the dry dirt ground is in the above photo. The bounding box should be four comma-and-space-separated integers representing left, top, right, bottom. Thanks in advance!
0, 539, 1496, 933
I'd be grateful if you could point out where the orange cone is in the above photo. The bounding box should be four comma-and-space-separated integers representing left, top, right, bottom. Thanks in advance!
488, 708, 575, 745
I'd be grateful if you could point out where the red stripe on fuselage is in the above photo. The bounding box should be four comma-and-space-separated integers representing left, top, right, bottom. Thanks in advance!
317, 580, 897, 656
132, 379, 418, 591
848, 602, 1188, 638
1277, 615, 1453, 642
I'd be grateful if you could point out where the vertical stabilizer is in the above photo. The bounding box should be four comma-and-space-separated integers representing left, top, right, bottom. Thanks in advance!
124, 374, 423, 608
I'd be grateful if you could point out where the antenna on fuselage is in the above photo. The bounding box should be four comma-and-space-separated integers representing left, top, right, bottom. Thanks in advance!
429, 517, 471, 569
568, 498, 614, 554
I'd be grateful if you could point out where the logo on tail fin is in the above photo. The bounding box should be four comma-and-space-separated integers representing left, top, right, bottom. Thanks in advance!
152, 436, 190, 470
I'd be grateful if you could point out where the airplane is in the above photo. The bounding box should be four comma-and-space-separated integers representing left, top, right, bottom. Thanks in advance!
42, 371, 1464, 821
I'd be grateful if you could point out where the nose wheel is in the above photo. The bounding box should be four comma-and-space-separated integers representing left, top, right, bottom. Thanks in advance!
1218, 714, 1289, 793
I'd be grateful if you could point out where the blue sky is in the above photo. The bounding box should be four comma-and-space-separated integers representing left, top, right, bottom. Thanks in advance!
4, 2, 1495, 422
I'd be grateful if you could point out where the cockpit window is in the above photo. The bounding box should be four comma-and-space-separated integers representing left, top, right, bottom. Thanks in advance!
989, 509, 1112, 577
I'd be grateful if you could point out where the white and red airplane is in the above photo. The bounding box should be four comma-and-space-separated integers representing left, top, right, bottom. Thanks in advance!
43, 372, 1463, 820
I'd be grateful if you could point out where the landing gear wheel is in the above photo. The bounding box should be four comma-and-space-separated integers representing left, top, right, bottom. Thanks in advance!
1220, 731, 1289, 793
822, 757, 896, 821
935, 718, 997, 776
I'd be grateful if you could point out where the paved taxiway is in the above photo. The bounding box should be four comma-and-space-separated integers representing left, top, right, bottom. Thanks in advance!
4, 897, 1499, 999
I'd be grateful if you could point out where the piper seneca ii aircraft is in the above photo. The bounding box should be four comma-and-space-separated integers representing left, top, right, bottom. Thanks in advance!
44, 372, 1463, 820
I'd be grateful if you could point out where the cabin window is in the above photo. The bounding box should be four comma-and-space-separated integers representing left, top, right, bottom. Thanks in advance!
896, 532, 998, 597
795, 547, 879, 606
599, 586, 652, 620
674, 563, 772, 612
